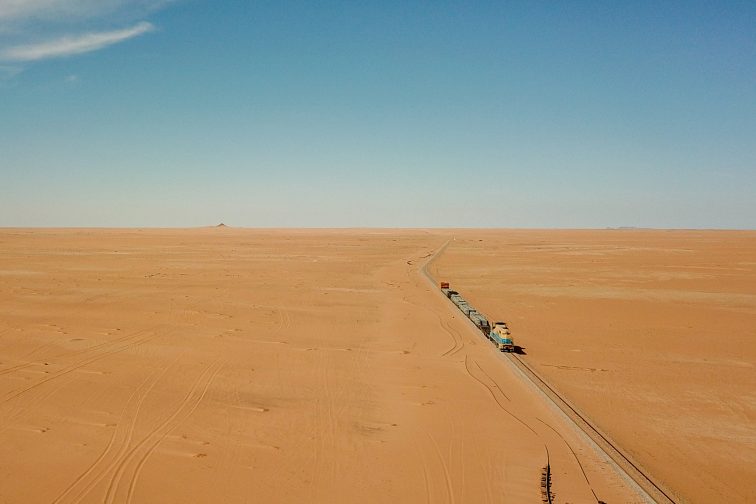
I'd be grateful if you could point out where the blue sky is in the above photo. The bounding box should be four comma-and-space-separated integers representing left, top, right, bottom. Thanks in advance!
1, 1, 754, 228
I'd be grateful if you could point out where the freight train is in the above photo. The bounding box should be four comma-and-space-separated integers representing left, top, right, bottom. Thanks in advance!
439, 282, 515, 352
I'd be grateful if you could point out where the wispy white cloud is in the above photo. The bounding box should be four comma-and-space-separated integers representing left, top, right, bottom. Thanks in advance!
0, 1, 172, 24
0, 21, 154, 62
0, 0, 173, 80
0, 0, 99, 21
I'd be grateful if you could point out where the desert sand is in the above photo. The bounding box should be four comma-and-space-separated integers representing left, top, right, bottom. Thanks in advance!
431, 229, 756, 504
5, 228, 750, 503
0, 228, 654, 504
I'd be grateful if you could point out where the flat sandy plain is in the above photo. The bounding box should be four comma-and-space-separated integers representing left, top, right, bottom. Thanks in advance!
431, 229, 756, 504
0, 228, 751, 503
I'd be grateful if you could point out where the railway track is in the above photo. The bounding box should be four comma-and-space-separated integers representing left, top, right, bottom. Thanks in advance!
419, 239, 680, 504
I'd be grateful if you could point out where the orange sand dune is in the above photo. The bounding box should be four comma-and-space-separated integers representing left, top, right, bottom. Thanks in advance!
0, 228, 654, 503
432, 229, 756, 504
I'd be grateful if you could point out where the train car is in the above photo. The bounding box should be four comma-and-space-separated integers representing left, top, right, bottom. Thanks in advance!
469, 313, 490, 335
440, 281, 450, 297
476, 315, 491, 335
450, 294, 466, 307
489, 322, 515, 352
480, 316, 491, 334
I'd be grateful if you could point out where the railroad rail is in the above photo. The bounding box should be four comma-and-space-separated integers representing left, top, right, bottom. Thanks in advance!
505, 352, 679, 504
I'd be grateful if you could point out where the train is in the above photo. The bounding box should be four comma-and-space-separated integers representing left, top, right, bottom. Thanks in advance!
439, 282, 515, 352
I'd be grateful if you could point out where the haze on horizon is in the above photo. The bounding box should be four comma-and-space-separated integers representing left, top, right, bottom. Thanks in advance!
1, 1, 754, 229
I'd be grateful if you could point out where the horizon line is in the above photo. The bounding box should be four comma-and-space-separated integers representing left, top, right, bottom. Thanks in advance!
1, 225, 755, 232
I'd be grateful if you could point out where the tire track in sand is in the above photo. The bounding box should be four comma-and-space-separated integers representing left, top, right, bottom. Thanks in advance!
51, 355, 181, 504
472, 360, 510, 401
0, 328, 148, 378
439, 316, 464, 357
1, 330, 156, 403
124, 361, 224, 504
426, 431, 456, 504
103, 359, 224, 504
0, 330, 161, 436
411, 439, 433, 504
400, 293, 462, 358
535, 418, 601, 503
463, 355, 545, 448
